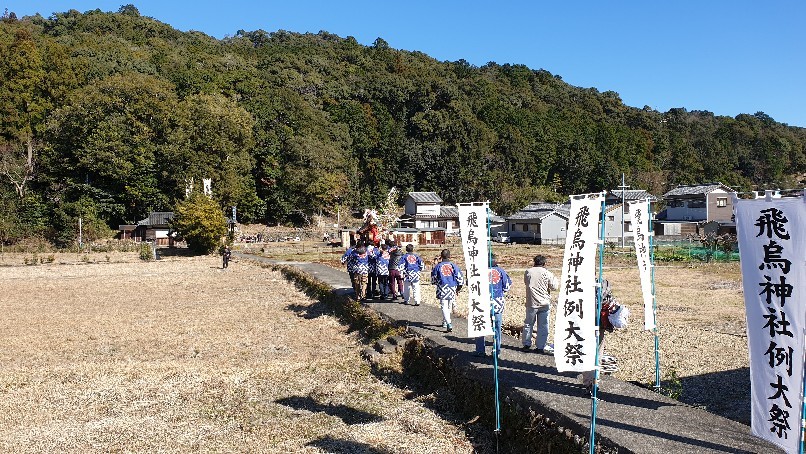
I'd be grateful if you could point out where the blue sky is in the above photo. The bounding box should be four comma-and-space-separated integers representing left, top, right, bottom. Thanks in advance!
7, 1, 806, 127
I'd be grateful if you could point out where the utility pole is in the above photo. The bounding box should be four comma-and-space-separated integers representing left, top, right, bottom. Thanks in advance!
78, 216, 83, 250
618, 173, 630, 248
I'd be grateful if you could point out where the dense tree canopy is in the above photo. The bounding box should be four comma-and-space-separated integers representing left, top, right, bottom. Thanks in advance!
1, 8, 804, 245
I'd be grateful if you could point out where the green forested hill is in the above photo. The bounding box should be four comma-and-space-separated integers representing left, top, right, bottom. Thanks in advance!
1, 6, 804, 245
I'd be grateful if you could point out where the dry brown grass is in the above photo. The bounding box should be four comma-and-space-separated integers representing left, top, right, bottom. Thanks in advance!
255, 239, 750, 422
409, 245, 750, 420
0, 254, 476, 452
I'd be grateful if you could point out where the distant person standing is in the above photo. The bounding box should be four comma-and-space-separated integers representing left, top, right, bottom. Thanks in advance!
522, 255, 559, 353
476, 254, 511, 356
222, 246, 232, 269
401, 244, 424, 306
387, 240, 404, 300
430, 249, 464, 333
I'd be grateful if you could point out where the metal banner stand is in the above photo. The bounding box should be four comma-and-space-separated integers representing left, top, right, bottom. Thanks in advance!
650, 202, 661, 390
589, 196, 607, 454
486, 206, 502, 442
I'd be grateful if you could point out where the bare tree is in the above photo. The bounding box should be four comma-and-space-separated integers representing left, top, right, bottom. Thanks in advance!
0, 139, 35, 199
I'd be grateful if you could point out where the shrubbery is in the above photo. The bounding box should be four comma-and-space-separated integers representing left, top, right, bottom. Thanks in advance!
171, 193, 227, 254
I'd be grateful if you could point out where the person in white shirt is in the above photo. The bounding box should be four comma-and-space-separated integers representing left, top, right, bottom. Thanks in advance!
522, 255, 559, 353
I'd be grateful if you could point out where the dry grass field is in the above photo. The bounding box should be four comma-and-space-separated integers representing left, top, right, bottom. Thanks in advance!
0, 253, 481, 452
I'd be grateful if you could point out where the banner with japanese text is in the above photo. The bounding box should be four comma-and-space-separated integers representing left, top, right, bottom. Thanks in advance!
628, 201, 655, 330
553, 194, 603, 372
458, 204, 494, 337
736, 197, 806, 452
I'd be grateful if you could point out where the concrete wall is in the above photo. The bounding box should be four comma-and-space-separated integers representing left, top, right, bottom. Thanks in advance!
707, 190, 733, 222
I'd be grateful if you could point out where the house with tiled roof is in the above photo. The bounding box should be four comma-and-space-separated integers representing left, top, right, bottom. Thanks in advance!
655, 183, 736, 236
118, 211, 176, 246
505, 202, 570, 244
604, 189, 658, 241
400, 191, 459, 233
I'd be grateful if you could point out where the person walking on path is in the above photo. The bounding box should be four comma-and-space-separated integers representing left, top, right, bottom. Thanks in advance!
341, 242, 357, 295
475, 254, 511, 356
352, 242, 370, 301
366, 243, 378, 298
387, 240, 404, 300
430, 249, 464, 333
522, 255, 559, 353
401, 244, 424, 306
375, 243, 391, 300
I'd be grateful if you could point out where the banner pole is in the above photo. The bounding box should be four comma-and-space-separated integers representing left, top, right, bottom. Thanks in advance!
800, 329, 806, 454
589, 196, 606, 454
487, 206, 501, 435
650, 202, 661, 390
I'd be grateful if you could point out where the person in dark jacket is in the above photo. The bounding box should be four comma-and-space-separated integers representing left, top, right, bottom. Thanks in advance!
222, 246, 232, 269
375, 243, 391, 300
387, 240, 404, 300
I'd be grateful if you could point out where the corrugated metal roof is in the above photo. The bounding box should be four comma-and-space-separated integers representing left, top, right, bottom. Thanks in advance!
407, 191, 443, 203
663, 183, 734, 198
607, 189, 658, 202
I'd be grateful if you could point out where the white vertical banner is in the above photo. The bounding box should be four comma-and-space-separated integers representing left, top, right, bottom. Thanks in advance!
736, 196, 806, 452
458, 203, 493, 337
628, 200, 655, 330
553, 193, 603, 372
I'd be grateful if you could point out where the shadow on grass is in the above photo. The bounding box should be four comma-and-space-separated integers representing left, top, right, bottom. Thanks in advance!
275, 396, 383, 425
307, 435, 392, 453
678, 367, 751, 425
285, 301, 331, 319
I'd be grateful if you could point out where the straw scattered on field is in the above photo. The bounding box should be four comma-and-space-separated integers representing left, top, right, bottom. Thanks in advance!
0, 255, 478, 452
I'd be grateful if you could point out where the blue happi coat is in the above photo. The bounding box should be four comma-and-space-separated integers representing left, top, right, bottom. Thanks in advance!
489, 265, 512, 314
340, 247, 356, 273
401, 252, 424, 282
430, 260, 465, 299
352, 247, 370, 275
375, 249, 390, 276
366, 245, 378, 274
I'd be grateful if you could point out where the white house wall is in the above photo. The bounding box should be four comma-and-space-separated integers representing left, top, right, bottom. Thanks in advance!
541, 215, 568, 243
604, 208, 633, 240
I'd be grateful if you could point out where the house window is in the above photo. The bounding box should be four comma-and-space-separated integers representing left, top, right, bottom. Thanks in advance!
625, 221, 632, 232
716, 197, 727, 207
668, 200, 684, 208
608, 215, 615, 221
688, 200, 706, 208
522, 224, 529, 232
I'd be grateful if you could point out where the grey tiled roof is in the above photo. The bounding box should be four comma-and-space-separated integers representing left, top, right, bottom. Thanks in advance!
408, 191, 443, 203
440, 206, 458, 218
607, 189, 658, 202
507, 202, 568, 220
663, 183, 734, 198
137, 212, 174, 226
